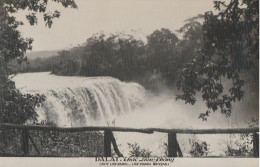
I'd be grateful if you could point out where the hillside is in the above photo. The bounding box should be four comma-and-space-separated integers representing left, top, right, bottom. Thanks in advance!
25, 50, 59, 60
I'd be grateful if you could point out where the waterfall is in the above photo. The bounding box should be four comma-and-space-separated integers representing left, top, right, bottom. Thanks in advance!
11, 72, 256, 156
12, 72, 146, 127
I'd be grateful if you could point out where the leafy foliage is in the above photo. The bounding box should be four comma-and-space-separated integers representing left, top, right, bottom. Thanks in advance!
225, 118, 258, 157
128, 143, 152, 157
0, 0, 77, 124
189, 136, 210, 157
225, 134, 253, 157
176, 0, 259, 120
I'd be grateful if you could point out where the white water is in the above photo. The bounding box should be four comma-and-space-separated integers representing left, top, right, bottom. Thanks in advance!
12, 72, 146, 126
12, 72, 257, 157
114, 93, 254, 156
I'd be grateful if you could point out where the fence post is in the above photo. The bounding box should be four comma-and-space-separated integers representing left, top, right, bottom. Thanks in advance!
22, 129, 29, 156
28, 133, 41, 155
111, 132, 123, 157
253, 132, 259, 157
104, 129, 112, 157
168, 133, 178, 157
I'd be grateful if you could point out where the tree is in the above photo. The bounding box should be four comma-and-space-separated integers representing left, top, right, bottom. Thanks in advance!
147, 28, 179, 84
176, 0, 258, 120
177, 15, 204, 66
79, 33, 145, 81
0, 0, 77, 124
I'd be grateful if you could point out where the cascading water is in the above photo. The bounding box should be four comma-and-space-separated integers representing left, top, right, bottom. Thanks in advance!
12, 72, 257, 157
11, 72, 146, 127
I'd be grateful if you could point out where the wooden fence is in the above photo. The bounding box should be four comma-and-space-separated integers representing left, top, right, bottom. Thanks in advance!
0, 123, 259, 157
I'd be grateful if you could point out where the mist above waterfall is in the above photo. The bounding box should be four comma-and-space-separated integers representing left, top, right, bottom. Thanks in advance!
12, 72, 256, 128
12, 72, 257, 156
114, 88, 257, 156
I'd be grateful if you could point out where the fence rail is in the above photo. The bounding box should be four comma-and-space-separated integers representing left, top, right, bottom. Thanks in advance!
0, 123, 259, 157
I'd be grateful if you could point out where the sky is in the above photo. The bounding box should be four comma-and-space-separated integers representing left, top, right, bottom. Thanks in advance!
16, 0, 219, 52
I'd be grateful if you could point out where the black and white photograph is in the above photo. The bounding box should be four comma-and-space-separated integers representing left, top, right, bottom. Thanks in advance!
0, 0, 259, 166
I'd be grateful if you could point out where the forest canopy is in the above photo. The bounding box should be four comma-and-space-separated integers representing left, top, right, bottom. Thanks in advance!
11, 25, 201, 90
